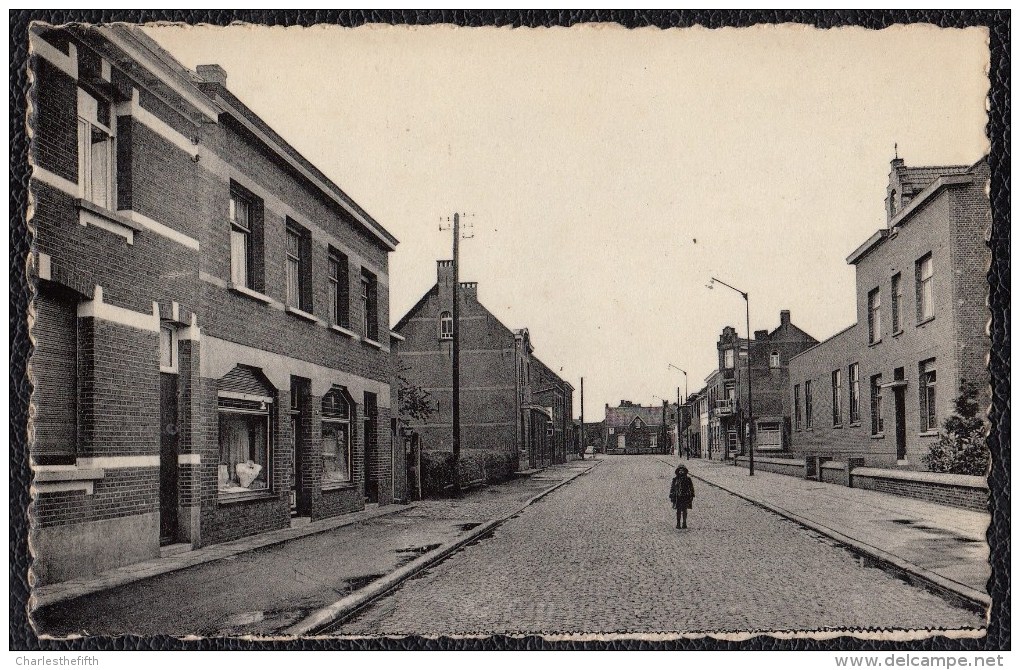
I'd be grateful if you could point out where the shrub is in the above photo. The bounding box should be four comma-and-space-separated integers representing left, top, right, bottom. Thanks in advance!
419, 449, 521, 496
922, 381, 989, 476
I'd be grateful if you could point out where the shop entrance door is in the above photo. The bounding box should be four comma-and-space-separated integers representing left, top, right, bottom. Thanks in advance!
159, 373, 179, 545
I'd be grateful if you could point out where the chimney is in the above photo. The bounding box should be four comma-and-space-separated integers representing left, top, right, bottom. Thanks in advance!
196, 64, 228, 86
780, 310, 791, 327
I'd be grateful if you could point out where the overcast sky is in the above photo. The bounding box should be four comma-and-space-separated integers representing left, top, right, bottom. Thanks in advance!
145, 24, 989, 421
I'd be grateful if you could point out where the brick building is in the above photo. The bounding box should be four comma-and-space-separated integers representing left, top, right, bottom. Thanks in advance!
603, 400, 676, 455
788, 157, 991, 469
696, 311, 818, 460
393, 261, 573, 470
28, 25, 403, 585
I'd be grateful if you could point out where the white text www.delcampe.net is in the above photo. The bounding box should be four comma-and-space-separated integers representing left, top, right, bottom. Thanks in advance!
836, 656, 1005, 668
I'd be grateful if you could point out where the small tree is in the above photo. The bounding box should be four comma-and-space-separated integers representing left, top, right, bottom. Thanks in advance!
922, 381, 989, 476
397, 366, 435, 427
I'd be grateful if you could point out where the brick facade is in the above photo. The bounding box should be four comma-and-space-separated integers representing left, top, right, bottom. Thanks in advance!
394, 261, 573, 470
28, 25, 401, 585
603, 401, 676, 455
788, 158, 991, 470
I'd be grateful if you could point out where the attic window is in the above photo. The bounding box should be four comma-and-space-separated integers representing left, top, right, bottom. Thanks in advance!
770, 351, 780, 369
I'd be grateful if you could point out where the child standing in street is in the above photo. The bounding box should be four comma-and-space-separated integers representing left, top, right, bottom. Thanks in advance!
669, 465, 695, 529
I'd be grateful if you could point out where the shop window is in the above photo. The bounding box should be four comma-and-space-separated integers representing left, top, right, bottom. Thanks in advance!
218, 403, 270, 494
77, 88, 114, 209
322, 388, 352, 485
217, 366, 274, 496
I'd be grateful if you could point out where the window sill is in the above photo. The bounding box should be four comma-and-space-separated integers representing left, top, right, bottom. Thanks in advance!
33, 465, 106, 495
917, 316, 935, 327
918, 431, 939, 438
868, 339, 882, 347
363, 337, 383, 349
321, 482, 356, 492
892, 329, 904, 338
229, 284, 273, 305
286, 305, 318, 323
218, 489, 275, 505
871, 432, 886, 439
330, 324, 360, 340
77, 199, 142, 244
832, 424, 843, 430
849, 422, 862, 428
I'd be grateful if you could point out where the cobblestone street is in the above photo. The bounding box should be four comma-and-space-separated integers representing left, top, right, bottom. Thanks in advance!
338, 456, 984, 636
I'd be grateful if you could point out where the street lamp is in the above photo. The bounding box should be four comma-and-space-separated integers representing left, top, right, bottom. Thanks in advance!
668, 363, 688, 459
706, 277, 755, 477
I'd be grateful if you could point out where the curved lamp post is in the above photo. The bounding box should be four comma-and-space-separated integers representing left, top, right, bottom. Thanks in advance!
707, 277, 755, 477
668, 363, 688, 459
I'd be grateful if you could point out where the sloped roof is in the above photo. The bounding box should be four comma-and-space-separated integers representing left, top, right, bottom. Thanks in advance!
605, 404, 668, 429
898, 165, 970, 195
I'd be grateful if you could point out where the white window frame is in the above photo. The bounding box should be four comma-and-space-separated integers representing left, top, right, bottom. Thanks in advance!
724, 349, 735, 369
440, 311, 453, 340
770, 351, 780, 369
917, 254, 934, 323
919, 360, 937, 433
77, 88, 115, 210
286, 225, 302, 308
868, 288, 882, 344
230, 192, 253, 288
322, 390, 353, 486
218, 402, 272, 496
159, 324, 178, 374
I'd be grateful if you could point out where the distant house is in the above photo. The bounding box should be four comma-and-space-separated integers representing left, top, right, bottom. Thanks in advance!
789, 156, 990, 469
701, 311, 818, 460
393, 260, 572, 470
603, 400, 675, 455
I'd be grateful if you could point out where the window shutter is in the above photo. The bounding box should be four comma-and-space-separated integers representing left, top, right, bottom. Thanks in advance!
219, 365, 274, 398
32, 290, 78, 461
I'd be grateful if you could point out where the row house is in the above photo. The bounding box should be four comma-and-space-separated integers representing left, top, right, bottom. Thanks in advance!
603, 400, 677, 455
393, 261, 573, 470
686, 311, 817, 460
788, 156, 990, 469
28, 25, 402, 585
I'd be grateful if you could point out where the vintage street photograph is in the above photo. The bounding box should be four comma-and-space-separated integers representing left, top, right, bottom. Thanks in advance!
16, 14, 1003, 650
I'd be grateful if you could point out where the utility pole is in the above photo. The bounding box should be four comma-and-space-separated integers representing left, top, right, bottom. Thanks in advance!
580, 377, 585, 459
451, 213, 461, 496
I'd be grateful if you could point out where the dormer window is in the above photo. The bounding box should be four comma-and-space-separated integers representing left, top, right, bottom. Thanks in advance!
439, 311, 452, 340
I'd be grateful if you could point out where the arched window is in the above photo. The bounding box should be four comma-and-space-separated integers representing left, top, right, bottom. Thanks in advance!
322, 387, 352, 485
770, 351, 780, 368
439, 311, 453, 340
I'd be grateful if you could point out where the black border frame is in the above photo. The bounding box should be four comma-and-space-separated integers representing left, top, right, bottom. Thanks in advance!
9, 9, 1010, 651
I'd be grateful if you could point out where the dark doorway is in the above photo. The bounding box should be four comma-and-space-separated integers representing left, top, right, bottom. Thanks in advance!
363, 392, 378, 503
289, 377, 312, 518
894, 388, 907, 461
159, 372, 179, 545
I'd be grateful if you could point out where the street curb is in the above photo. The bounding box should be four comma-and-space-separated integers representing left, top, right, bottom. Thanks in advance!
31, 503, 416, 610
285, 460, 601, 636
689, 470, 991, 613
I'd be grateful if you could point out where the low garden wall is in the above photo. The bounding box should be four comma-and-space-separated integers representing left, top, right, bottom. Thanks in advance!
820, 461, 849, 487
850, 468, 988, 512
733, 456, 805, 478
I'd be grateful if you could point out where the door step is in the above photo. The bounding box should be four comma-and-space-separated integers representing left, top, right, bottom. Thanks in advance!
290, 516, 312, 529
159, 542, 191, 558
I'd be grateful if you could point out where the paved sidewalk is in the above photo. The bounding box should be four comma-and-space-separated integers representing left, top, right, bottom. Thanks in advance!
682, 458, 990, 606
32, 460, 596, 638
